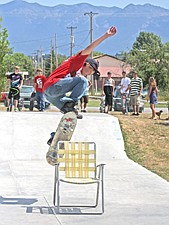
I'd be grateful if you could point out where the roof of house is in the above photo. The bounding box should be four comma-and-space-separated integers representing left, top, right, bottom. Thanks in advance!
93, 54, 132, 78
94, 54, 122, 62
98, 66, 131, 78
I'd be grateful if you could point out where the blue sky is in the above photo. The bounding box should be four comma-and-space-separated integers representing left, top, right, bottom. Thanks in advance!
0, 0, 169, 9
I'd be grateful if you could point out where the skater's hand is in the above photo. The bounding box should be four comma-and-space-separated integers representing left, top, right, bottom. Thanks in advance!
107, 26, 117, 36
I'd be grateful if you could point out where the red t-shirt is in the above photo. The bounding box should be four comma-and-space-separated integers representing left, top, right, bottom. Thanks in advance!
34, 75, 47, 93
43, 51, 88, 91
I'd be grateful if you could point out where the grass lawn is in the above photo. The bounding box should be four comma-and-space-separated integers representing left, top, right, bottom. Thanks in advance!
88, 98, 169, 109
88, 99, 100, 107
111, 111, 169, 182
144, 101, 168, 108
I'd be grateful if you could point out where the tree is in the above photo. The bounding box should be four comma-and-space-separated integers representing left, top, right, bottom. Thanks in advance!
44, 52, 68, 78
4, 52, 33, 71
125, 32, 169, 90
0, 17, 11, 92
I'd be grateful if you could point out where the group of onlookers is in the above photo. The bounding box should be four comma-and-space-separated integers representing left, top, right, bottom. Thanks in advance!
102, 70, 159, 119
6, 65, 159, 120
6, 66, 47, 112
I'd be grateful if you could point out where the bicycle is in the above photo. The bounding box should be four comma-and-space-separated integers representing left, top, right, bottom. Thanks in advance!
7, 87, 23, 112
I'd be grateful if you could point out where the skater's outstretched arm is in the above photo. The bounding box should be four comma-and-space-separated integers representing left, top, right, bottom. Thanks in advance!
81, 26, 117, 56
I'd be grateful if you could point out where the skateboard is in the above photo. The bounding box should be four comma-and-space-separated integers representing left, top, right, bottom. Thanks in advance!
46, 112, 77, 166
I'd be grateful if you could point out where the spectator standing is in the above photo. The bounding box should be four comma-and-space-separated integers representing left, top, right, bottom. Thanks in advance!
6, 66, 23, 112
34, 68, 47, 112
120, 71, 130, 114
80, 79, 92, 112
102, 71, 115, 113
129, 71, 143, 115
147, 77, 158, 119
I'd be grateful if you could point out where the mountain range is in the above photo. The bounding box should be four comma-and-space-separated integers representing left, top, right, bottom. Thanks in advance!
0, 0, 169, 57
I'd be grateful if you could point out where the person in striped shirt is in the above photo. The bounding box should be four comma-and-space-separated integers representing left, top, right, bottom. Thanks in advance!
129, 71, 143, 115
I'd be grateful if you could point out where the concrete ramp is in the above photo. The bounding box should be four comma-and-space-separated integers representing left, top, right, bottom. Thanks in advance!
0, 112, 169, 225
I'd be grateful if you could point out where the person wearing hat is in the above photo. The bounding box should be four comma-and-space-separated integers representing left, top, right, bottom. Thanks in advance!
6, 66, 23, 112
44, 26, 117, 119
34, 68, 47, 111
102, 71, 115, 113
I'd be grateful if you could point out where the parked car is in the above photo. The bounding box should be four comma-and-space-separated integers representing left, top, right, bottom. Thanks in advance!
29, 90, 50, 111
113, 86, 144, 113
0, 91, 6, 102
141, 89, 148, 98
2, 85, 50, 110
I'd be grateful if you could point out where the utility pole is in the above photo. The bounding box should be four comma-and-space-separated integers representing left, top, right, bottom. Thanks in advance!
34, 49, 40, 68
31, 52, 37, 71
84, 11, 98, 58
67, 26, 77, 57
40, 47, 43, 69
33, 50, 40, 70
55, 33, 58, 68
42, 53, 45, 74
50, 39, 53, 73
84, 11, 98, 95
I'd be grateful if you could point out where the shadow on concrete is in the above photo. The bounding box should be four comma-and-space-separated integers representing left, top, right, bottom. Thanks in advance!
26, 206, 55, 214
25, 205, 103, 215
0, 196, 38, 205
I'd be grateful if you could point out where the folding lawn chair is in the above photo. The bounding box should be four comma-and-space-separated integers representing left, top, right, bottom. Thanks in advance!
53, 141, 105, 214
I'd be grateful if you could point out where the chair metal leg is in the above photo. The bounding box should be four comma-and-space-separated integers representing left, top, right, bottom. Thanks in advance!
53, 165, 59, 207
53, 166, 57, 206
101, 166, 105, 213
57, 180, 60, 211
95, 182, 100, 207
95, 164, 105, 213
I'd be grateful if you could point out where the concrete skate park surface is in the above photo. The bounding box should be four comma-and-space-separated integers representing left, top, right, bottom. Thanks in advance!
0, 111, 169, 225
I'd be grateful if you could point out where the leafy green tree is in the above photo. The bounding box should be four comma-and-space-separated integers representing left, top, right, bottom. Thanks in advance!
132, 32, 163, 51
44, 53, 67, 78
3, 52, 34, 82
126, 32, 169, 90
57, 54, 67, 66
4, 52, 33, 72
93, 51, 103, 57
0, 18, 11, 92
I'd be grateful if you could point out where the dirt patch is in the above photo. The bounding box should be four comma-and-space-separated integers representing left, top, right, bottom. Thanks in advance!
111, 111, 169, 181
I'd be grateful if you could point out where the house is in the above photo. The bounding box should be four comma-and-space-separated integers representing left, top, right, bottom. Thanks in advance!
91, 54, 132, 93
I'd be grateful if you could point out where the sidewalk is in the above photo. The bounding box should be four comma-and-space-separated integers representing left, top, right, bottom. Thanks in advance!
0, 112, 169, 225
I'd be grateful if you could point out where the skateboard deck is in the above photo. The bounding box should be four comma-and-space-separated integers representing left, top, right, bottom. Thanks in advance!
46, 112, 77, 166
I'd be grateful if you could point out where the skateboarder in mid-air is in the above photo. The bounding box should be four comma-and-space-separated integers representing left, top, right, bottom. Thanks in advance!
44, 26, 117, 119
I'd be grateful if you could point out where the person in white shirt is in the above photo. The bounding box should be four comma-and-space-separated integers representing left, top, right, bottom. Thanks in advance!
120, 71, 130, 114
